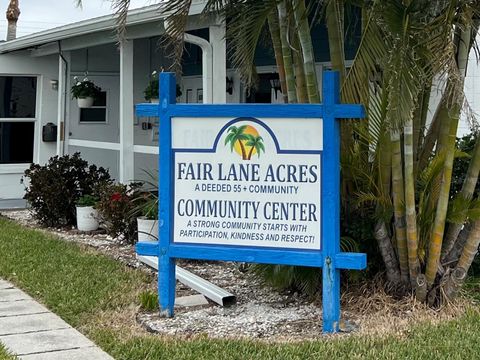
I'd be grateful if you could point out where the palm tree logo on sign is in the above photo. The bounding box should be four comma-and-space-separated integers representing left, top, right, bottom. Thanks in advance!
224, 124, 265, 160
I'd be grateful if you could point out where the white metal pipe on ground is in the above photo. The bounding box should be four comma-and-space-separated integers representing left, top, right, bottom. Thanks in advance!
138, 255, 236, 307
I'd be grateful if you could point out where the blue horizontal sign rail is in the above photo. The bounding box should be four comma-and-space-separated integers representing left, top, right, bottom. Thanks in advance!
135, 71, 366, 333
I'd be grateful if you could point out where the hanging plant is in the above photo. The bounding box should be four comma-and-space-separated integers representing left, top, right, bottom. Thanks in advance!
144, 71, 159, 103
144, 71, 182, 102
71, 76, 101, 108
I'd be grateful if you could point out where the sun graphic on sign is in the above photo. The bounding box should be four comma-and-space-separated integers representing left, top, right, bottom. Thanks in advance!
224, 124, 265, 160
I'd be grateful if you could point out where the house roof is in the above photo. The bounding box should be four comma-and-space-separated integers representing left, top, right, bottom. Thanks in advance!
0, 2, 207, 54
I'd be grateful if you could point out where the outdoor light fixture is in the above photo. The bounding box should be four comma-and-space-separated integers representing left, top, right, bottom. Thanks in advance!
226, 77, 234, 95
50, 80, 58, 91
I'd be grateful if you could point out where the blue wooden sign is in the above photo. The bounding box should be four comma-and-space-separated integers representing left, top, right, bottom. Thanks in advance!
135, 71, 366, 333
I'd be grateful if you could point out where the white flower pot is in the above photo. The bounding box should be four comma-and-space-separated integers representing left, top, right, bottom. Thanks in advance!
149, 98, 159, 104
137, 217, 158, 242
77, 97, 94, 108
76, 206, 99, 231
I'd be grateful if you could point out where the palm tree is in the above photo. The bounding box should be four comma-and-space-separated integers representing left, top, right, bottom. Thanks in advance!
224, 125, 249, 160
245, 135, 265, 160
6, 0, 20, 41
86, 0, 480, 304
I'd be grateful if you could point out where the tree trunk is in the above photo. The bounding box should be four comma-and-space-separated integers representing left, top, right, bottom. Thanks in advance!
425, 16, 474, 287
391, 130, 411, 284
374, 221, 402, 284
442, 137, 480, 260
417, 105, 441, 171
404, 117, 420, 286
292, 34, 308, 103
456, 220, 480, 272
413, 84, 431, 172
425, 102, 460, 287
443, 223, 472, 266
292, 0, 320, 103
267, 10, 288, 103
277, 1, 297, 103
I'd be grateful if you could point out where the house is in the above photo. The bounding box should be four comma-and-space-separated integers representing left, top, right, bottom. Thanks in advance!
0, 2, 361, 208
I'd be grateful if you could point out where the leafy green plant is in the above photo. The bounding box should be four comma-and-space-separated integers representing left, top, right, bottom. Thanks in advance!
76, 194, 98, 207
139, 290, 158, 311
95, 182, 143, 243
71, 76, 101, 99
141, 198, 158, 220
129, 169, 159, 220
23, 153, 111, 227
144, 71, 182, 101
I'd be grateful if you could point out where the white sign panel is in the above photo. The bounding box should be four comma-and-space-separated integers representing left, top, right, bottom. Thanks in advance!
173, 117, 322, 250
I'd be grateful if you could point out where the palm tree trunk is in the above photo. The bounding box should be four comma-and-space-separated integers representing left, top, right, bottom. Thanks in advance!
292, 34, 308, 103
425, 102, 460, 287
455, 220, 480, 271
425, 17, 475, 287
442, 137, 480, 259
267, 10, 288, 103
325, 0, 346, 83
292, 0, 320, 103
391, 130, 411, 284
376, 132, 404, 284
277, 1, 297, 103
413, 84, 431, 170
417, 105, 441, 171
238, 140, 248, 160
443, 223, 472, 266
404, 117, 420, 286
374, 222, 402, 284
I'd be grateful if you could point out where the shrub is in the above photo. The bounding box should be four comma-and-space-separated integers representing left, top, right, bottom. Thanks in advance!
23, 153, 111, 227
96, 182, 143, 243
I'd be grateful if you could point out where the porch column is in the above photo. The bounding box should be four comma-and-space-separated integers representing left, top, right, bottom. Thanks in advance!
210, 22, 226, 103
119, 40, 135, 183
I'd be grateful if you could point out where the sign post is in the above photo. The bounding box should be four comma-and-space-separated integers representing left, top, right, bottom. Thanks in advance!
135, 71, 366, 333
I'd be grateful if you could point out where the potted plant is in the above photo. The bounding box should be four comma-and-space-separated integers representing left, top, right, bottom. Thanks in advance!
136, 197, 158, 243
144, 71, 182, 103
137, 198, 158, 242
144, 71, 160, 103
71, 76, 101, 108
76, 194, 99, 231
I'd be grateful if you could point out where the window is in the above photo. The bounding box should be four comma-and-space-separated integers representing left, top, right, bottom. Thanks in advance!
0, 76, 37, 118
0, 122, 34, 164
79, 91, 107, 123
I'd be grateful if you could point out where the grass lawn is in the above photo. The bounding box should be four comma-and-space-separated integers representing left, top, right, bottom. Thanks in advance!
0, 216, 480, 359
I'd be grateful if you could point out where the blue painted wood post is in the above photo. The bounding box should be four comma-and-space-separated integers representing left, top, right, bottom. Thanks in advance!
158, 72, 176, 316
321, 71, 341, 333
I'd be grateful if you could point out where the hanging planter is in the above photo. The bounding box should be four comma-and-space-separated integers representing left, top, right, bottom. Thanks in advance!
71, 76, 101, 109
77, 97, 95, 108
144, 70, 182, 102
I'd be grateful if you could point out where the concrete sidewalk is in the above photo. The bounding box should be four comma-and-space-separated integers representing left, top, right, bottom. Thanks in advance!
0, 279, 113, 360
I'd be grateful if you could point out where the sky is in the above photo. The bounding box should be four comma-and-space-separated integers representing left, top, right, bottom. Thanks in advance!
0, 0, 150, 40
